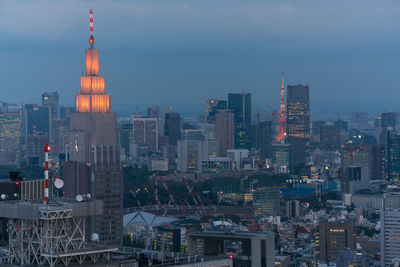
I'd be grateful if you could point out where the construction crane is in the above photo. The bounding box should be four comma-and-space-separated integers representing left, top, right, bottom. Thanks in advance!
183, 177, 200, 210
158, 176, 179, 211
195, 192, 206, 213
150, 178, 161, 215
129, 188, 142, 207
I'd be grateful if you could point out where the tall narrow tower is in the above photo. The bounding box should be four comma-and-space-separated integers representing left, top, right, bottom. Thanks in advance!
63, 9, 123, 247
228, 90, 251, 149
276, 74, 286, 142
75, 9, 110, 113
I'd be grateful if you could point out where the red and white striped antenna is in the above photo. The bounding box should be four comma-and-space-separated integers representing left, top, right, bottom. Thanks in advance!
89, 9, 95, 46
276, 74, 286, 142
44, 143, 51, 205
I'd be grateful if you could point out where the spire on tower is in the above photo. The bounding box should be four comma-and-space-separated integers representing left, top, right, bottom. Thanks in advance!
276, 73, 286, 142
89, 9, 95, 47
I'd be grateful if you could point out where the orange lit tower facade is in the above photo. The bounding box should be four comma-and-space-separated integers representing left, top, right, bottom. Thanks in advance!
63, 9, 122, 247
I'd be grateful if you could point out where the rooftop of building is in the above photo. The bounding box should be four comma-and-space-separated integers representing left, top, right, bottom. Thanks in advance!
123, 210, 176, 228
189, 230, 274, 239
0, 199, 103, 220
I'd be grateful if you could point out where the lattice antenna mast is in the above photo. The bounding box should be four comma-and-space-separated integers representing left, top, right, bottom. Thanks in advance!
276, 74, 286, 142
89, 9, 95, 47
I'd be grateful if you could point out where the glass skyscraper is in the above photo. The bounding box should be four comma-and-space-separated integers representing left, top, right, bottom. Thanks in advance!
286, 84, 310, 139
228, 92, 251, 149
286, 84, 310, 171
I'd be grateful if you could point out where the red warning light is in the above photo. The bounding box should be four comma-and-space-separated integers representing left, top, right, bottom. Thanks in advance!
15, 182, 19, 185
229, 255, 233, 259
44, 143, 51, 152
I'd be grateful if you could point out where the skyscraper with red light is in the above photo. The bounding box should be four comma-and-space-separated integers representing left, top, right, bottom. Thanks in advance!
63, 9, 122, 247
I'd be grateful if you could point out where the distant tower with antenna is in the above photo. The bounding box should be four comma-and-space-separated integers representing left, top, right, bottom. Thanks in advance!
63, 9, 122, 247
276, 74, 286, 142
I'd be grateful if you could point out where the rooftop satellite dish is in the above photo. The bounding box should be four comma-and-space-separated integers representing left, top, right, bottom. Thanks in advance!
0, 194, 6, 200
75, 195, 83, 202
90, 233, 99, 242
54, 179, 64, 189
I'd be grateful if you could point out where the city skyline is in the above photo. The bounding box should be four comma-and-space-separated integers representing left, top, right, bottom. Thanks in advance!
0, 3, 400, 266
1, 0, 400, 117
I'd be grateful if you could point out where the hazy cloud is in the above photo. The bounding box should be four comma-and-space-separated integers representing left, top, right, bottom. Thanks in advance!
0, 0, 399, 47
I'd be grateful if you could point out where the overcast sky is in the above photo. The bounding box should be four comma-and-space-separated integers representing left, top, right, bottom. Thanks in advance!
0, 0, 399, 117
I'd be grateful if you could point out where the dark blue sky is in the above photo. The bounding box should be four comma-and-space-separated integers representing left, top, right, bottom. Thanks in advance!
0, 0, 400, 117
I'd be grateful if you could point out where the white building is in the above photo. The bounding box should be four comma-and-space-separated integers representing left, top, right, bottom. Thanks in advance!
177, 140, 208, 172
381, 192, 400, 266
227, 149, 249, 169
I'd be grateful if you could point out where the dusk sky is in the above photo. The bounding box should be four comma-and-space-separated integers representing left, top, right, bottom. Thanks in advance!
1, 0, 400, 117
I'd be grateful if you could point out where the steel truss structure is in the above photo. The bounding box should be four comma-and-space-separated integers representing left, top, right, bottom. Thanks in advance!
7, 204, 116, 267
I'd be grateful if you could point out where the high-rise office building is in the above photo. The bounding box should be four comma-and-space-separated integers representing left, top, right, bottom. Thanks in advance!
42, 92, 60, 122
286, 136, 307, 172
147, 106, 159, 118
215, 110, 234, 157
177, 129, 207, 172
228, 91, 251, 149
388, 133, 400, 183
164, 112, 181, 146
181, 129, 204, 141
63, 10, 122, 247
286, 200, 300, 218
381, 192, 400, 266
160, 106, 172, 136
22, 104, 49, 144
25, 133, 48, 166
368, 144, 384, 180
286, 84, 310, 171
272, 143, 291, 172
131, 117, 159, 152
286, 84, 310, 139
320, 125, 341, 150
56, 118, 70, 157
206, 98, 227, 122
177, 139, 207, 172
312, 120, 326, 137
381, 112, 397, 129
351, 112, 368, 130
199, 123, 218, 158
0, 111, 21, 164
42, 92, 60, 153
317, 220, 356, 263
60, 106, 73, 119
119, 123, 132, 158
376, 112, 397, 145
334, 119, 348, 132
259, 121, 273, 160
